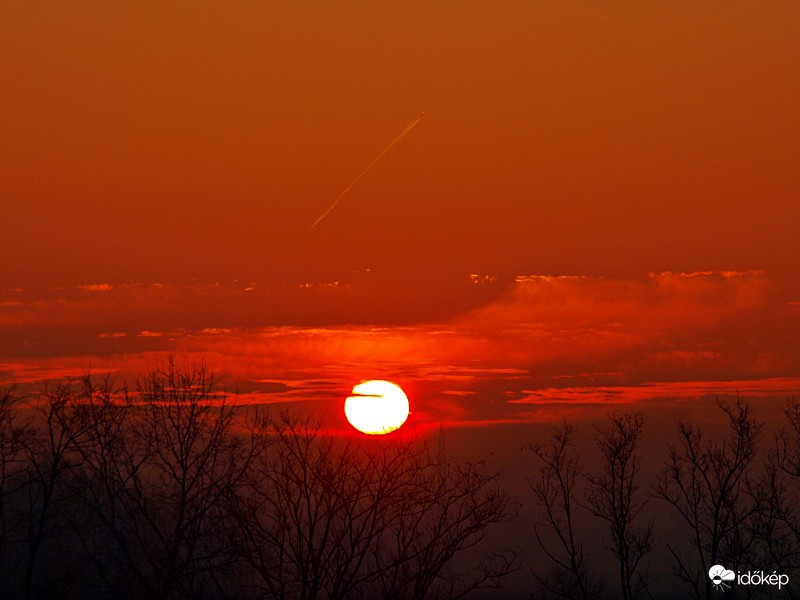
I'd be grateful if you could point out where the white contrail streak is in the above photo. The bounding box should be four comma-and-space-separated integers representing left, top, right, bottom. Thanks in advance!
310, 112, 426, 229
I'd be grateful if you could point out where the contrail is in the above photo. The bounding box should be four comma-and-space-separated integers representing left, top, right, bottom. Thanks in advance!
310, 112, 426, 228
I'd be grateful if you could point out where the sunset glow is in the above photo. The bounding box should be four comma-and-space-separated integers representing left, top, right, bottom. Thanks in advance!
344, 380, 410, 435
2, 3, 799, 595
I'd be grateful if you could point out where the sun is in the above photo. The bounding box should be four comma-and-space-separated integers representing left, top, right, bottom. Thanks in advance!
344, 380, 410, 435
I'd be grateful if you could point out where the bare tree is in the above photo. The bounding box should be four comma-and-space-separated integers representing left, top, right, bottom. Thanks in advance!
656, 397, 762, 600
13, 378, 100, 600
67, 360, 266, 600
229, 413, 518, 600
0, 365, 519, 599
750, 450, 800, 599
526, 420, 596, 600
585, 412, 652, 600
0, 387, 30, 589
62, 373, 154, 599
371, 453, 518, 600
228, 415, 384, 600
750, 396, 800, 598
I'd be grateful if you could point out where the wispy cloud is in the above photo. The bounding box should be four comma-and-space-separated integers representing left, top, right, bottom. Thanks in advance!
1, 272, 797, 427
79, 283, 114, 292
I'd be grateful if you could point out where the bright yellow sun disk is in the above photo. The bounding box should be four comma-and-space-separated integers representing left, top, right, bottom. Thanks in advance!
344, 380, 409, 435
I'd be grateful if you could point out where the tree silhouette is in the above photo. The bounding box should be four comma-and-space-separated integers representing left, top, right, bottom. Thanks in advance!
752, 396, 800, 598
655, 397, 763, 600
526, 420, 597, 600
0, 387, 29, 590
228, 413, 518, 600
16, 379, 98, 600
0, 362, 517, 599
66, 361, 266, 600
585, 412, 652, 600
15, 362, 799, 598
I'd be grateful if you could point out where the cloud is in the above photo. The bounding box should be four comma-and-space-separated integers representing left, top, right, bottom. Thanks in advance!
1, 271, 798, 427
79, 283, 114, 292
467, 271, 769, 332
508, 378, 800, 406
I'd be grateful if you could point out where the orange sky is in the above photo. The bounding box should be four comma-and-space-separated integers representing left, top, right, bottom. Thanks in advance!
1, 3, 799, 439
2, 2, 799, 291
3, 10, 800, 596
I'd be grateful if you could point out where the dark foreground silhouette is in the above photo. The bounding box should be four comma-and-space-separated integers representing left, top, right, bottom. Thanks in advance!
0, 360, 517, 600
2, 360, 799, 599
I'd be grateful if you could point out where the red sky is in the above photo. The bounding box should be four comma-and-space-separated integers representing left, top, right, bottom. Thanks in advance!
1, 2, 799, 434
2, 271, 798, 435
4, 11, 800, 599
2, 2, 799, 289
